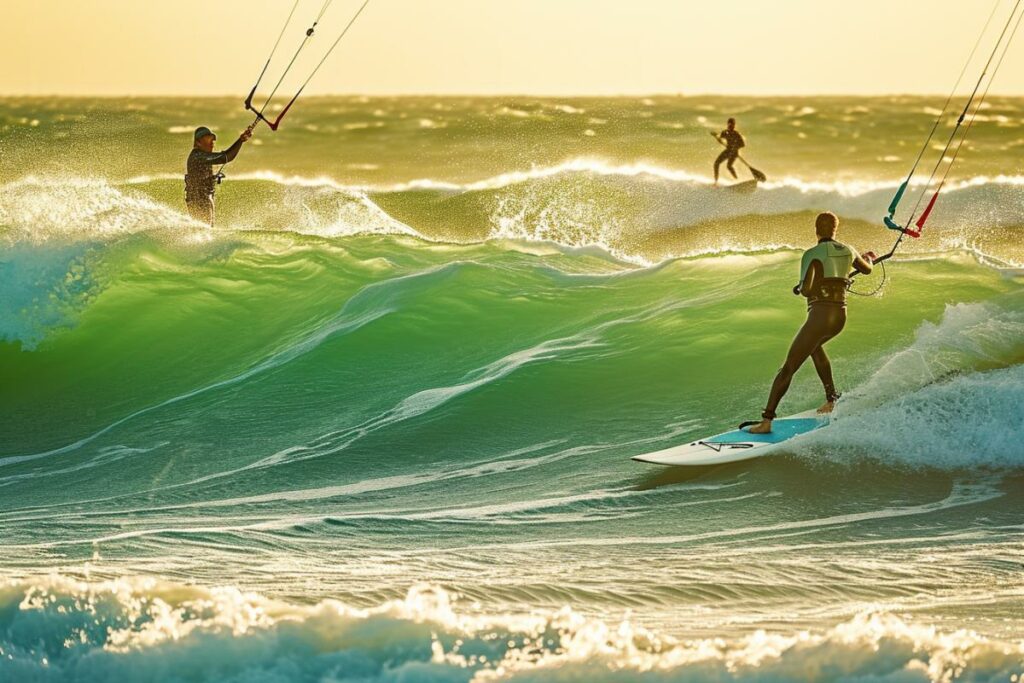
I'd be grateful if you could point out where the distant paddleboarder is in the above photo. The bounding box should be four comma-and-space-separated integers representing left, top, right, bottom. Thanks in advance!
710, 118, 767, 185
184, 125, 253, 226
747, 212, 875, 434
711, 118, 744, 185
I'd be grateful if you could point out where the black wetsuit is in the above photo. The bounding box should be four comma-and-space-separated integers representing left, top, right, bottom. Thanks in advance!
184, 138, 245, 226
714, 129, 745, 180
761, 240, 871, 420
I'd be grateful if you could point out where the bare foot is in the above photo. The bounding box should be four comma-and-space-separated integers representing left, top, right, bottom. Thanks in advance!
746, 419, 773, 434
816, 401, 835, 414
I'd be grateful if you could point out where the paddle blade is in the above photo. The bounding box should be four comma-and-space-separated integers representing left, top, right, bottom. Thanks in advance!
750, 167, 767, 182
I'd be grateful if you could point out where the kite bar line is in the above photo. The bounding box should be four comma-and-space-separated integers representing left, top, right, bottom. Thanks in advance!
884, 0, 1003, 220
244, 0, 372, 131
249, 0, 303, 105
870, 0, 1023, 273
913, 3, 1024, 232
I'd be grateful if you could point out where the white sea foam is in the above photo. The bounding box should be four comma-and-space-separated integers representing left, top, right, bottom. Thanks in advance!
1, 576, 1021, 682
815, 365, 1024, 469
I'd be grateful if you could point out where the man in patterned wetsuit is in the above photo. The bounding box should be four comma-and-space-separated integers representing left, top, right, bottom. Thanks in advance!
184, 125, 252, 226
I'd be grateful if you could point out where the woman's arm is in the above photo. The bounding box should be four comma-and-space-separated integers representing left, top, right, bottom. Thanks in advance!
852, 253, 873, 275
799, 259, 822, 297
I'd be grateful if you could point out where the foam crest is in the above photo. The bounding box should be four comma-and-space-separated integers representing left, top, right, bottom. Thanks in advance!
388, 158, 709, 193
2, 576, 1021, 682
0, 176, 195, 243
813, 365, 1024, 469
0, 174, 421, 245
6, 168, 1024, 267
262, 182, 422, 239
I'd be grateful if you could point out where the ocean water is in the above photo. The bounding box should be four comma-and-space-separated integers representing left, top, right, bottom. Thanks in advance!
1, 96, 1023, 682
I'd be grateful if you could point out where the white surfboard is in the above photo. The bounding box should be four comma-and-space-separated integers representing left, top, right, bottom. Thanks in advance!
723, 179, 759, 194
632, 412, 827, 466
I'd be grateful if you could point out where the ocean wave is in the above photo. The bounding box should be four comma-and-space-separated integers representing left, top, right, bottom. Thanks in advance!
4, 168, 1024, 268
801, 297, 1024, 469
845, 297, 1024, 405
811, 364, 1024, 470
1, 576, 1021, 682
0, 259, 465, 466
359, 163, 1024, 265
351, 162, 1024, 213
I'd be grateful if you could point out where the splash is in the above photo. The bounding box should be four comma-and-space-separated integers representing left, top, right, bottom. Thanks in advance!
0, 176, 196, 244
802, 297, 1024, 469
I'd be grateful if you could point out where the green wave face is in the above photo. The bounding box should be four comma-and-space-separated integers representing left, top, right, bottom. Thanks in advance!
3, 231, 1017, 459
3, 229, 1023, 640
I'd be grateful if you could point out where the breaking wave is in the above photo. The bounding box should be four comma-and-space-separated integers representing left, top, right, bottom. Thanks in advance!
2, 577, 1022, 683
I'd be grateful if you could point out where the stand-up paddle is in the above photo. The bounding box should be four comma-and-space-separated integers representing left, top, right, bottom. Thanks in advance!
711, 132, 767, 182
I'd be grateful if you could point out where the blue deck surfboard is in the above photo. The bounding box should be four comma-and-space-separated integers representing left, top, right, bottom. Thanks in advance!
632, 412, 827, 466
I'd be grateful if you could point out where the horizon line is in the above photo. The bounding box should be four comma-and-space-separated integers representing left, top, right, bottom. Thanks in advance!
2, 91, 1024, 99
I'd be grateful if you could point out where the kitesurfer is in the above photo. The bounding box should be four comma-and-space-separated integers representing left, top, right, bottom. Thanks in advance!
747, 212, 875, 434
184, 125, 252, 226
712, 118, 745, 185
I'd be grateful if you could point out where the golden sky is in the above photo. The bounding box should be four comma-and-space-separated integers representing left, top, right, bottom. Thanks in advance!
2, 0, 1022, 96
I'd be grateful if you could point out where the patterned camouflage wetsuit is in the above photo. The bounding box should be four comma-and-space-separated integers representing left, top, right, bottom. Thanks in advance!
184, 137, 245, 226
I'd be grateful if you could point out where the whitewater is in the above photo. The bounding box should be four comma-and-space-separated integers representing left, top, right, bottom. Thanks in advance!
1, 96, 1023, 681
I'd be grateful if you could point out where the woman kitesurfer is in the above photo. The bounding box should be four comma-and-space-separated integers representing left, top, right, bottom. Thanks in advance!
747, 212, 875, 434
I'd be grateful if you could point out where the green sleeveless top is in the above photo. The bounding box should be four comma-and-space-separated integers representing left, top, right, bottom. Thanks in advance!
800, 239, 858, 282
799, 239, 859, 306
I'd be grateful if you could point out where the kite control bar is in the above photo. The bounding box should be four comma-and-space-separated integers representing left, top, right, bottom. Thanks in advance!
244, 85, 302, 131
243, 0, 371, 132
883, 216, 921, 239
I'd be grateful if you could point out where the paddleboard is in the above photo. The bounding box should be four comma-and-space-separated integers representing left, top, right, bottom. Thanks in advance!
723, 179, 759, 194
632, 411, 827, 466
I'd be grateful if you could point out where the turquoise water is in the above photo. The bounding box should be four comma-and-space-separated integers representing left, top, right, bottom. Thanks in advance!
1, 96, 1023, 681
